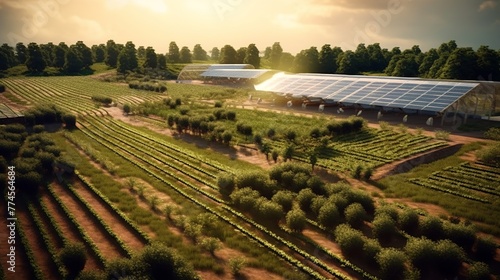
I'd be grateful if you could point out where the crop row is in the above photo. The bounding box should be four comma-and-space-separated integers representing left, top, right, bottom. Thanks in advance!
46, 185, 107, 267
66, 183, 133, 258
15, 214, 44, 280
432, 174, 500, 196
75, 170, 151, 244
26, 204, 65, 278
408, 178, 490, 203
76, 121, 351, 280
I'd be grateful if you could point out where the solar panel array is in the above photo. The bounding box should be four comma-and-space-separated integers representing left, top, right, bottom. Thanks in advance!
255, 74, 479, 112
201, 69, 271, 79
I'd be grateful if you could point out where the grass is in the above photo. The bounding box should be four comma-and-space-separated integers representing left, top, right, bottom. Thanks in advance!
378, 142, 500, 235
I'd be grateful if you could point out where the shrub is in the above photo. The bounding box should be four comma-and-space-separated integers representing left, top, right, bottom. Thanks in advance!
379, 121, 392, 131
344, 203, 367, 228
474, 237, 497, 262
226, 111, 236, 121
296, 188, 315, 213
484, 127, 500, 140
105, 258, 136, 279
284, 130, 297, 141
282, 144, 294, 162
334, 224, 364, 256
255, 199, 284, 224
199, 237, 222, 256
217, 172, 235, 197
405, 237, 436, 270
62, 113, 77, 129
444, 222, 476, 250
271, 190, 295, 212
230, 187, 260, 211
477, 143, 500, 167
317, 201, 340, 229
419, 216, 444, 240
214, 101, 223, 108
286, 208, 307, 232
229, 257, 246, 276
91, 95, 112, 105
271, 150, 279, 163
123, 104, 131, 114
352, 165, 363, 179
398, 208, 420, 234
0, 83, 5, 92
32, 124, 44, 133
59, 243, 87, 277
435, 129, 450, 140
138, 243, 198, 280
466, 262, 491, 280
267, 128, 276, 139
376, 248, 407, 280
362, 238, 381, 263
372, 214, 397, 242
310, 196, 327, 216
435, 239, 466, 276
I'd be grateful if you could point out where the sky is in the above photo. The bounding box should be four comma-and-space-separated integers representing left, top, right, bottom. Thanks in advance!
0, 0, 499, 55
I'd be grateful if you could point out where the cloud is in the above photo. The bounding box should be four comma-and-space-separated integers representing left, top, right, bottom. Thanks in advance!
68, 16, 106, 39
106, 0, 167, 14
310, 0, 410, 10
478, 0, 497, 11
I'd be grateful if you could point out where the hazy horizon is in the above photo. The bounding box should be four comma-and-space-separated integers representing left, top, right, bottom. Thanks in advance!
1, 0, 499, 54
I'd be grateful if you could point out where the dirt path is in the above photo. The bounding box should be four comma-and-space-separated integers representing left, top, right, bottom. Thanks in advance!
40, 190, 101, 271
0, 202, 32, 280
17, 209, 59, 279
50, 182, 126, 261
71, 179, 147, 254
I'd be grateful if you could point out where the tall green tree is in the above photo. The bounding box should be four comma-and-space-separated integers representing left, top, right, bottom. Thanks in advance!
168, 41, 180, 63
236, 47, 247, 64
355, 43, 370, 72
26, 42, 46, 72
293, 47, 320, 73
244, 43, 260, 68
137, 46, 146, 59
117, 41, 138, 73
278, 52, 294, 71
157, 54, 167, 70
367, 43, 386, 72
52, 44, 66, 69
193, 44, 208, 60
0, 44, 17, 69
211, 47, 220, 61
476, 45, 500, 81
179, 46, 192, 63
143, 46, 157, 68
40, 43, 55, 67
270, 42, 283, 69
440, 47, 478, 80
337, 50, 358, 74
63, 46, 83, 73
92, 44, 105, 63
105, 40, 119, 68
418, 48, 439, 77
75, 41, 93, 68
219, 45, 237, 64
264, 46, 272, 59
15, 42, 27, 64
318, 44, 336, 74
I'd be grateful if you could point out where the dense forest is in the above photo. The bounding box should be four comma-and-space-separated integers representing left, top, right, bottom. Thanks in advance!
0, 40, 499, 81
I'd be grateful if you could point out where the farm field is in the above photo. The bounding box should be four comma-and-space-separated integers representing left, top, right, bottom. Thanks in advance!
0, 75, 499, 280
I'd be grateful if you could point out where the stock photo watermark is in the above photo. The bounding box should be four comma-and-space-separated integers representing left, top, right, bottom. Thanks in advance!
6, 0, 71, 45
212, 0, 244, 21
6, 166, 17, 273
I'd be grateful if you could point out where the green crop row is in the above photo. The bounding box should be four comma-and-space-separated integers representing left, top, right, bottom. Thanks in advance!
38, 200, 67, 246
27, 204, 66, 278
408, 178, 490, 203
75, 170, 151, 244
15, 215, 44, 280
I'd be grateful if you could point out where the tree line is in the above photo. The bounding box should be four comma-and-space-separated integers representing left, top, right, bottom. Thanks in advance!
1, 40, 499, 80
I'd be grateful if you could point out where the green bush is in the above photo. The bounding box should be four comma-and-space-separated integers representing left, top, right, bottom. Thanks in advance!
217, 172, 235, 197
375, 203, 399, 221
296, 188, 315, 213
362, 238, 381, 263
199, 237, 222, 256
123, 103, 131, 114
477, 143, 500, 167
376, 248, 407, 280
344, 203, 367, 228
138, 243, 198, 280
58, 243, 87, 277
230, 187, 261, 211
255, 198, 284, 224
405, 237, 436, 270
62, 113, 77, 129
317, 201, 340, 229
435, 239, 466, 276
352, 165, 363, 179
372, 214, 397, 242
286, 208, 307, 232
271, 190, 295, 212
466, 262, 491, 280
310, 196, 327, 216
484, 127, 500, 140
334, 224, 364, 256
444, 222, 476, 250
229, 256, 246, 276
419, 216, 444, 240
398, 208, 420, 234
32, 125, 45, 133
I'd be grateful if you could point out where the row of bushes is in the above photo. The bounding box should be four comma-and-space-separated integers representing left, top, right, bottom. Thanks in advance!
128, 81, 167, 93
23, 104, 76, 128
91, 95, 112, 105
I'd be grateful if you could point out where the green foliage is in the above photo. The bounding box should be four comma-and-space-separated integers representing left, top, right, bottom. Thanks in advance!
230, 187, 260, 211
419, 216, 444, 240
137, 243, 199, 280
271, 190, 295, 212
296, 188, 315, 213
435, 239, 466, 276
286, 208, 307, 232
372, 214, 397, 242
405, 237, 436, 270
229, 256, 246, 276
58, 243, 87, 277
484, 127, 500, 140
91, 95, 112, 105
466, 262, 491, 280
362, 238, 381, 263
435, 129, 450, 140
474, 237, 497, 262
376, 248, 407, 280
334, 224, 364, 256
352, 165, 363, 179
0, 83, 5, 92
477, 143, 500, 167
443, 222, 476, 250
217, 172, 235, 197
256, 198, 284, 224
62, 113, 77, 129
123, 103, 131, 114
317, 201, 340, 229
199, 237, 222, 256
398, 208, 420, 234
344, 203, 367, 228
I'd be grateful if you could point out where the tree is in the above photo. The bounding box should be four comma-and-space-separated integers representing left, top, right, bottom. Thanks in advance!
74, 41, 93, 68
157, 54, 167, 70
318, 44, 336, 74
286, 208, 306, 232
0, 44, 17, 69
386, 54, 419, 77
15, 42, 28, 64
344, 203, 367, 228
334, 224, 364, 256
278, 52, 294, 71
62, 114, 76, 129
143, 46, 157, 68
337, 50, 358, 74
59, 243, 87, 277
192, 44, 207, 60
105, 40, 119, 67
367, 43, 386, 72
219, 45, 237, 64
440, 47, 478, 80
137, 46, 146, 59
179, 46, 192, 63
271, 190, 295, 212
418, 48, 439, 77
318, 201, 340, 228
244, 43, 260, 68
26, 43, 46, 72
294, 47, 320, 73
235, 47, 247, 64
168, 41, 180, 63
355, 43, 370, 72
64, 46, 83, 73
270, 42, 283, 69
376, 248, 407, 280
476, 45, 500, 80
138, 243, 198, 280
210, 47, 220, 61
117, 41, 138, 73
40, 42, 55, 67
52, 44, 66, 69
199, 237, 222, 256
92, 44, 105, 63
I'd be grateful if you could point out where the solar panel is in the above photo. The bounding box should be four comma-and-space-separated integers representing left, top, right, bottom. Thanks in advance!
255, 73, 479, 112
